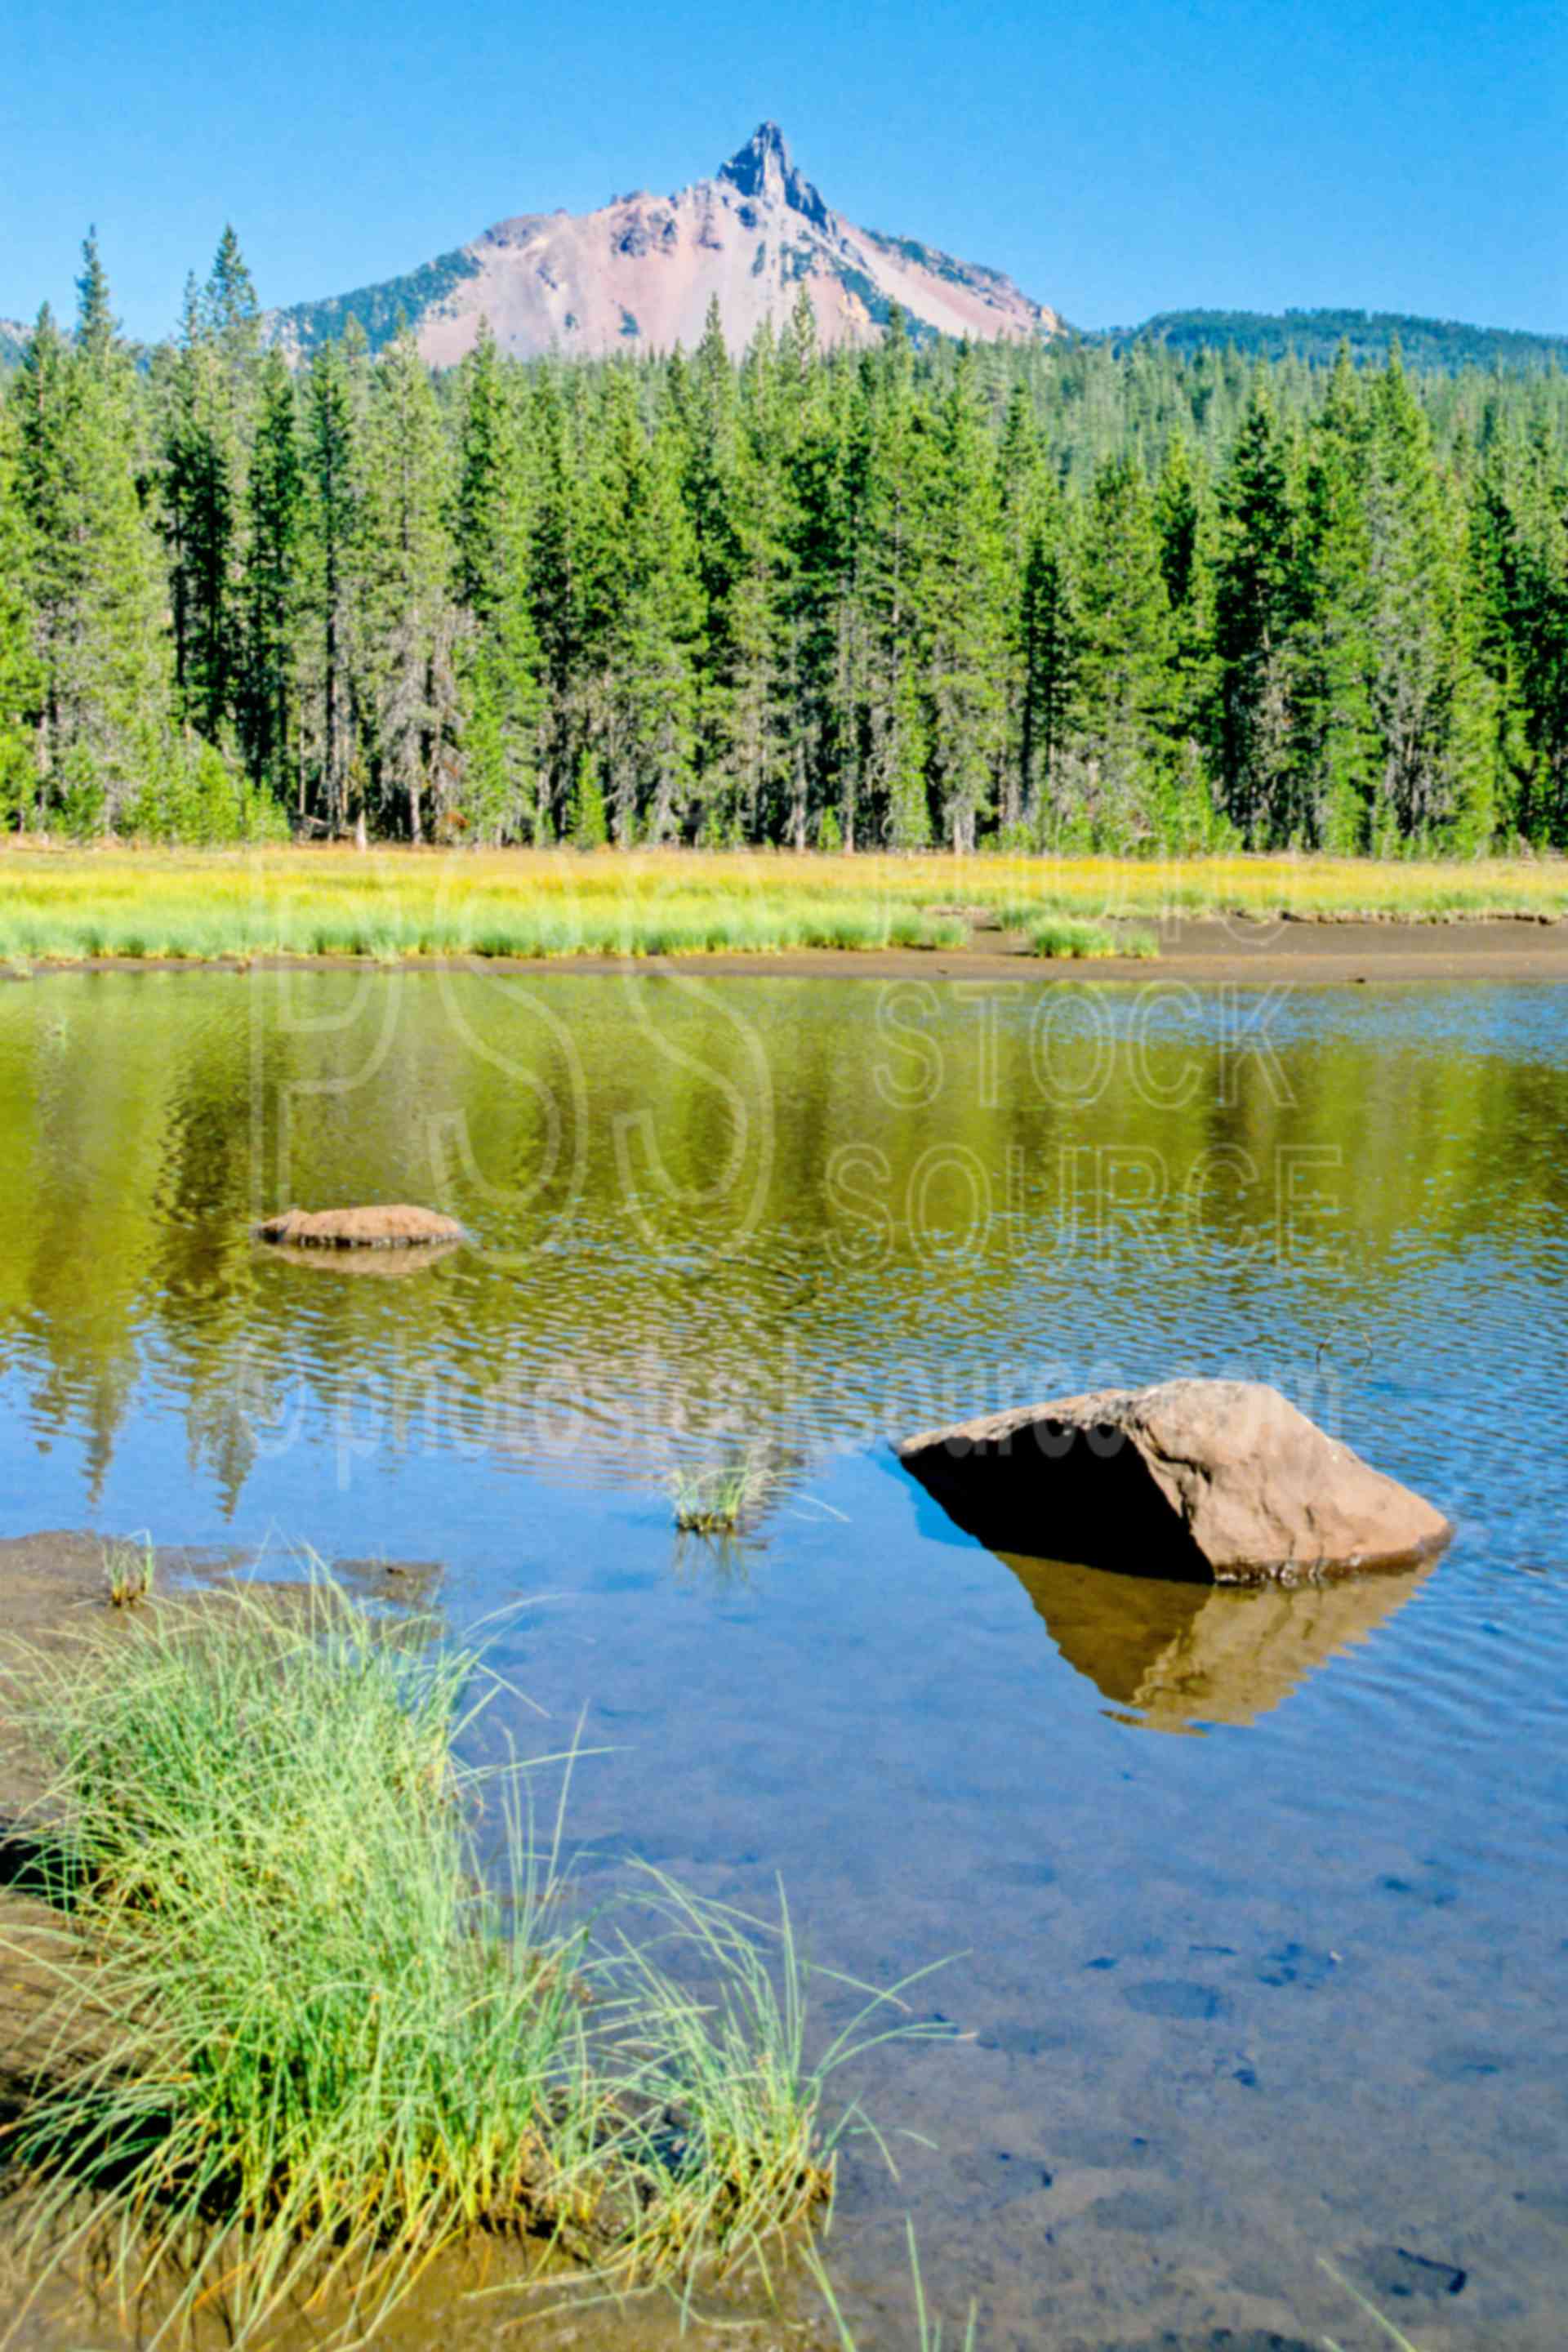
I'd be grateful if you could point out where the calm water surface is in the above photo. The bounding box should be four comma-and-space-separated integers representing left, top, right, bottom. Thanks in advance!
2, 967, 1566, 2350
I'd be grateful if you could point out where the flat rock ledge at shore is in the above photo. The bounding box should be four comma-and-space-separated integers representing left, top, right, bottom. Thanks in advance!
254, 1205, 464, 1250
898, 1378, 1451, 1584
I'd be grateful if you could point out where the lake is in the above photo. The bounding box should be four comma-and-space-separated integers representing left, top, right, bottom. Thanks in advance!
2, 964, 1565, 2350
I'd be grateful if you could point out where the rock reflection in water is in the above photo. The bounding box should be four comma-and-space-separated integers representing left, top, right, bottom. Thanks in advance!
998, 1549, 1434, 1731
257, 1240, 463, 1278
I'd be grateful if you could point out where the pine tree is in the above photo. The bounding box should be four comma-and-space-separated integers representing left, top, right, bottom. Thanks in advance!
856, 311, 933, 848
16, 249, 168, 829
162, 274, 235, 732
0, 389, 40, 823
159, 229, 262, 741
1481, 421, 1568, 842
204, 225, 261, 415
449, 323, 541, 840
1071, 455, 1173, 844
1153, 434, 1218, 832
996, 386, 1078, 841
1213, 385, 1300, 841
1293, 347, 1377, 848
923, 346, 1007, 850
523, 368, 578, 839
301, 335, 360, 830
1363, 349, 1489, 843
574, 367, 701, 841
242, 350, 304, 804
360, 327, 458, 839
722, 328, 795, 841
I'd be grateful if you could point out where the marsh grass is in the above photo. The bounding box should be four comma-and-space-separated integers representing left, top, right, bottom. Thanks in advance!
1026, 916, 1160, 960
101, 1534, 155, 1608
0, 1574, 932, 2347
599, 1873, 949, 2296
668, 1449, 776, 1535
0, 844, 1562, 968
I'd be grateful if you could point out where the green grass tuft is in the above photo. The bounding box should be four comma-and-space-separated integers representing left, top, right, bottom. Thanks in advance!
668, 1449, 775, 1534
101, 1533, 156, 1607
1027, 917, 1160, 960
1, 1570, 930, 2345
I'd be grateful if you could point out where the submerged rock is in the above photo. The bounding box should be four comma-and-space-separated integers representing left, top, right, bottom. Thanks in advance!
898, 1379, 1450, 1584
255, 1205, 464, 1250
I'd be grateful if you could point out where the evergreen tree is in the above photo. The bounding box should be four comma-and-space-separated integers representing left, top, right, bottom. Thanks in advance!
923, 346, 1007, 850
1071, 455, 1173, 843
1293, 348, 1378, 847
0, 390, 40, 823
1153, 434, 1217, 816
243, 349, 304, 804
159, 229, 262, 739
16, 251, 168, 829
361, 327, 458, 839
163, 274, 235, 731
1212, 385, 1299, 841
574, 367, 701, 841
856, 312, 933, 847
1362, 350, 1488, 842
301, 334, 360, 830
449, 323, 541, 840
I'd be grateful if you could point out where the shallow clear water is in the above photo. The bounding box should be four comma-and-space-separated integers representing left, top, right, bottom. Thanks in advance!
2, 966, 1566, 2350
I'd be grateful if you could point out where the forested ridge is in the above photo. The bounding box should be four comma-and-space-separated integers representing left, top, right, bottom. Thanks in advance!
1120, 310, 1568, 375
2, 233, 1566, 854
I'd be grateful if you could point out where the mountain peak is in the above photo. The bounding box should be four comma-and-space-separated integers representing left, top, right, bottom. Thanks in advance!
266, 122, 1066, 366
717, 121, 830, 229
719, 121, 793, 194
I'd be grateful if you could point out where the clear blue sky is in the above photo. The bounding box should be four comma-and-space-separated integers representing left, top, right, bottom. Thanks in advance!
3, 0, 1563, 341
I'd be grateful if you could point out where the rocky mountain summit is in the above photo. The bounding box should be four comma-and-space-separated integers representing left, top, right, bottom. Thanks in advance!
268, 122, 1066, 365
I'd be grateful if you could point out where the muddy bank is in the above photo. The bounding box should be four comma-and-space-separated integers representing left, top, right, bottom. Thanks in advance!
7, 915, 1568, 987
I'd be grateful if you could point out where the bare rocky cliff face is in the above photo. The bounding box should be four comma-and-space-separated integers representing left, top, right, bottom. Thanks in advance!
269, 122, 1066, 365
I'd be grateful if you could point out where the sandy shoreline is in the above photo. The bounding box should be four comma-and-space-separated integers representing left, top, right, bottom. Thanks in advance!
6, 915, 1568, 987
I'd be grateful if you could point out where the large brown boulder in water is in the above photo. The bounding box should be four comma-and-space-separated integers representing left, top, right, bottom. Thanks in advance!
898, 1379, 1450, 1584
255, 1205, 464, 1250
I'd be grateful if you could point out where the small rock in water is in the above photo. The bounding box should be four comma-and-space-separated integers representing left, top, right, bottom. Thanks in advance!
255, 1204, 463, 1250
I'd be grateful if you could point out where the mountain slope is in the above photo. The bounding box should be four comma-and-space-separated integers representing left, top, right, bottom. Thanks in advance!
1117, 307, 1568, 372
0, 319, 27, 370
268, 123, 1065, 364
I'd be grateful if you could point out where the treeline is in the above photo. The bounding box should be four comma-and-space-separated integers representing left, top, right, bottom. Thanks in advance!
1, 232, 1566, 853
1122, 309, 1568, 376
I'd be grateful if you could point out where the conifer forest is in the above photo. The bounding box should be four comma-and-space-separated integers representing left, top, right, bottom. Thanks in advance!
3, 232, 1566, 858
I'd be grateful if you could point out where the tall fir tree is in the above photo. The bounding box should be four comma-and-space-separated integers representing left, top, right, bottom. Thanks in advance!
16, 247, 168, 829
923, 346, 1008, 851
360, 327, 459, 839
242, 348, 304, 800
1293, 347, 1378, 848
450, 323, 541, 840
0, 390, 41, 822
301, 334, 361, 830
1362, 349, 1489, 844
1212, 385, 1300, 842
1071, 454, 1173, 842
